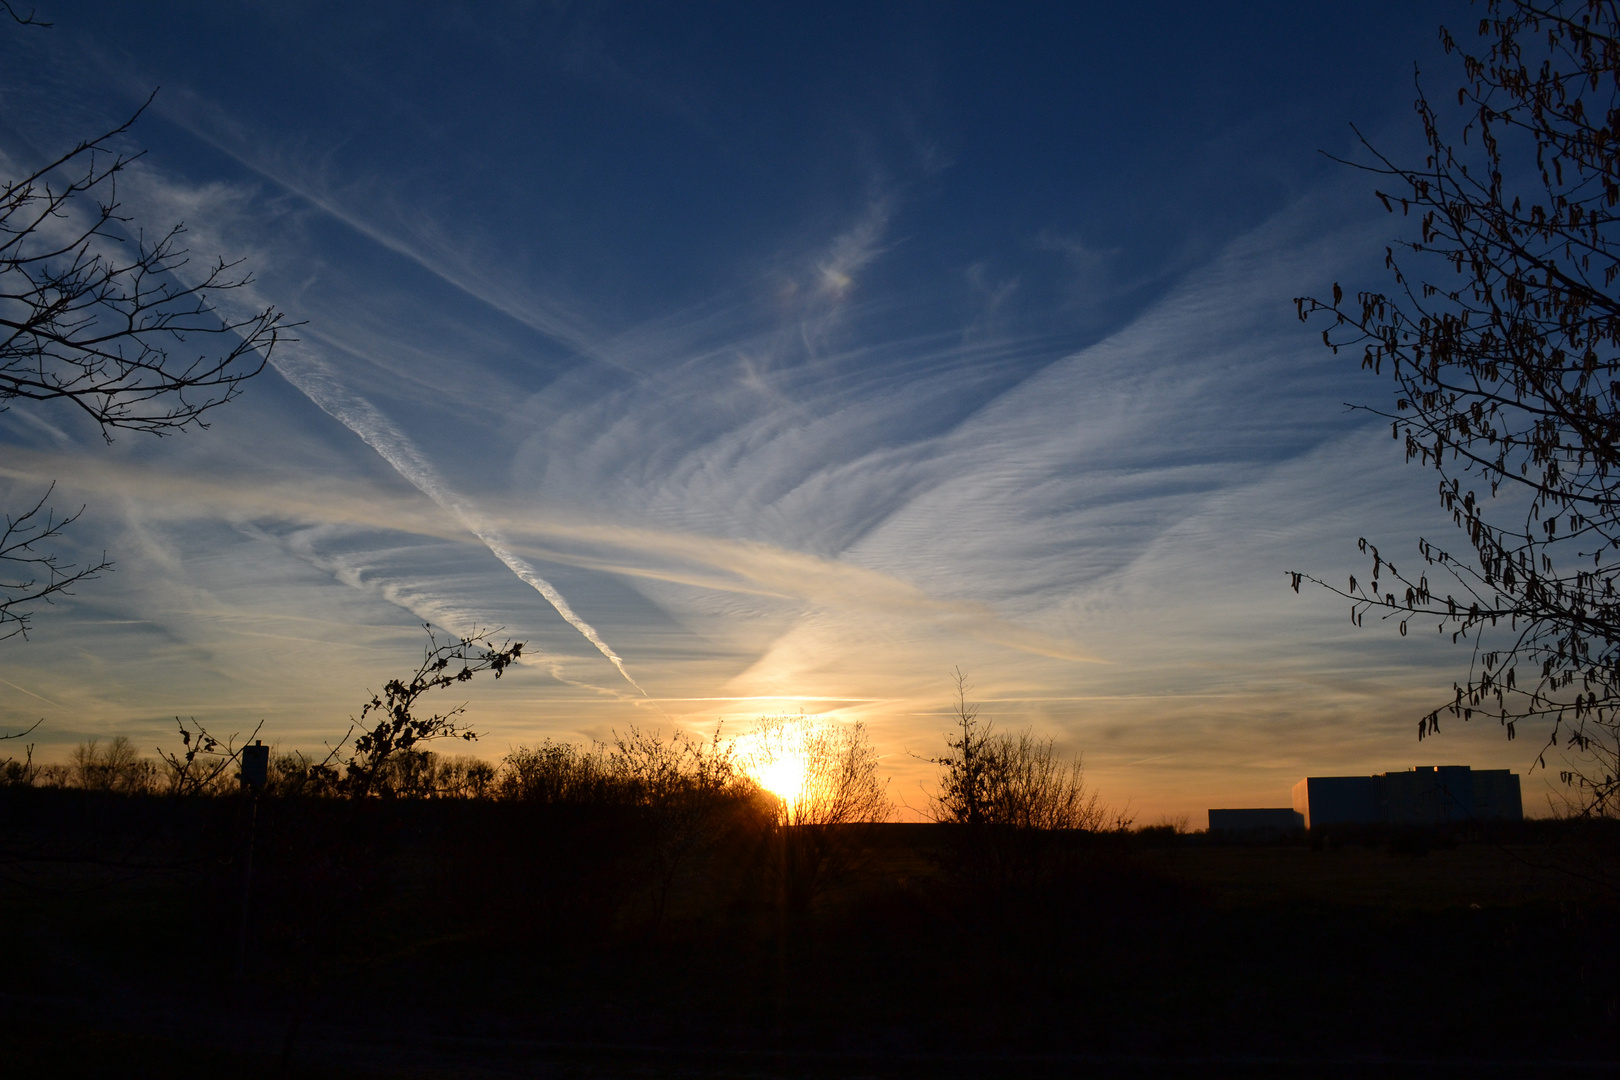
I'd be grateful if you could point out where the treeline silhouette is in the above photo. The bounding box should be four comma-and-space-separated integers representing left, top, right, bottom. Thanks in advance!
5, 744, 1617, 1078
3, 652, 1616, 1074
1, 728, 746, 803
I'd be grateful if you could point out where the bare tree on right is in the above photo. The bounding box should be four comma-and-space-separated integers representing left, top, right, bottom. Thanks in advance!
1295, 0, 1620, 815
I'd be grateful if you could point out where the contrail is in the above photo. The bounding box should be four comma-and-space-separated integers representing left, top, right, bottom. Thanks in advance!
269, 349, 651, 697
0, 677, 65, 711
465, 530, 648, 695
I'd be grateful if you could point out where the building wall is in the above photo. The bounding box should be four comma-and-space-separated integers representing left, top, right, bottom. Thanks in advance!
1294, 766, 1523, 828
1293, 775, 1379, 829
1207, 808, 1304, 832
1381, 766, 1475, 824
1471, 769, 1523, 821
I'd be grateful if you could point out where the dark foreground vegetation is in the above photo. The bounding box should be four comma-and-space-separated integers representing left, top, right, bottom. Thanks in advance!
2, 779, 1617, 1079
1, 646, 1612, 1076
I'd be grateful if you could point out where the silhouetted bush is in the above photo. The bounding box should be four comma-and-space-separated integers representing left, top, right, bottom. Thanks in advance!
495, 739, 619, 804
0, 742, 37, 787
68, 736, 157, 794
925, 673, 1131, 898
735, 715, 893, 912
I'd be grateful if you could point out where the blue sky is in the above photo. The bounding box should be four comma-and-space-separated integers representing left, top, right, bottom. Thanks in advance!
0, 1, 1545, 818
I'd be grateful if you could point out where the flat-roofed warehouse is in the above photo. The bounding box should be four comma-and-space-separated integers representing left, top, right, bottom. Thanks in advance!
1206, 808, 1304, 833
1291, 766, 1522, 829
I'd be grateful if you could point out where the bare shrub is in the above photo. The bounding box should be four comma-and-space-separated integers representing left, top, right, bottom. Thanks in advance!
927, 671, 1129, 896
70, 735, 156, 794
929, 671, 1122, 832
495, 739, 616, 804
736, 715, 892, 912
264, 750, 341, 798
979, 731, 1107, 831
366, 750, 498, 799
156, 718, 262, 796
435, 754, 496, 798
32, 762, 71, 788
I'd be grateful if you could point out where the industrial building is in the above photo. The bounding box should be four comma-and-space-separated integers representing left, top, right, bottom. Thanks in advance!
1207, 765, 1523, 832
1206, 807, 1304, 833
1291, 765, 1522, 829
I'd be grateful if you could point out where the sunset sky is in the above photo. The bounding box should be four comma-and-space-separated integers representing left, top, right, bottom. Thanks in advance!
0, 1, 1545, 820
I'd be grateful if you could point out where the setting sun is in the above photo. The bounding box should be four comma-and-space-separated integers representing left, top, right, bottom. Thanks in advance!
735, 719, 815, 821
733, 715, 892, 827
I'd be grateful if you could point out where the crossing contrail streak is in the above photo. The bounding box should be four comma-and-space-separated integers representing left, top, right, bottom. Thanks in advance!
468, 530, 648, 695
268, 349, 650, 697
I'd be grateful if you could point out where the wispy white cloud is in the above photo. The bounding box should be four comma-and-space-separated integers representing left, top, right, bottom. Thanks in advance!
265, 345, 651, 697
148, 86, 618, 369
815, 198, 893, 300
0, 20, 1533, 820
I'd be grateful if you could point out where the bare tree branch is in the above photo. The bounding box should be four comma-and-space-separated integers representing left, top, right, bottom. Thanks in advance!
0, 34, 293, 639
1, 106, 289, 437
1296, 0, 1620, 816
1, 2, 52, 28
340, 625, 523, 798
0, 482, 109, 641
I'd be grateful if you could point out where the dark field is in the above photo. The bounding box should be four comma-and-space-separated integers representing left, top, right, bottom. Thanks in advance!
2, 789, 1616, 1078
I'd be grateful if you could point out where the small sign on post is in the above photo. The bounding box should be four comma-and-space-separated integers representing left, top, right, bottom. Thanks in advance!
241, 740, 268, 789
237, 739, 267, 986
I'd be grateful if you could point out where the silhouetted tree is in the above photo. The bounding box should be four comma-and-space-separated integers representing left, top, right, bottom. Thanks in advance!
1, 12, 287, 640
926, 671, 1125, 895
337, 625, 522, 797
156, 717, 263, 796
1296, 0, 1620, 815
69, 735, 155, 793
928, 670, 1116, 831
929, 668, 994, 826
739, 714, 891, 912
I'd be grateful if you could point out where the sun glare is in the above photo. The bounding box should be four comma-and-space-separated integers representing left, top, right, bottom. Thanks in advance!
752, 748, 809, 809
736, 717, 820, 822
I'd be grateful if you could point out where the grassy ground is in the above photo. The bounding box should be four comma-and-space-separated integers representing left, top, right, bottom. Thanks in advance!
2, 794, 1615, 1077
1140, 833, 1606, 908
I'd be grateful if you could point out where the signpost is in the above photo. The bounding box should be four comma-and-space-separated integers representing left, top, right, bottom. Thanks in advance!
238, 741, 267, 985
